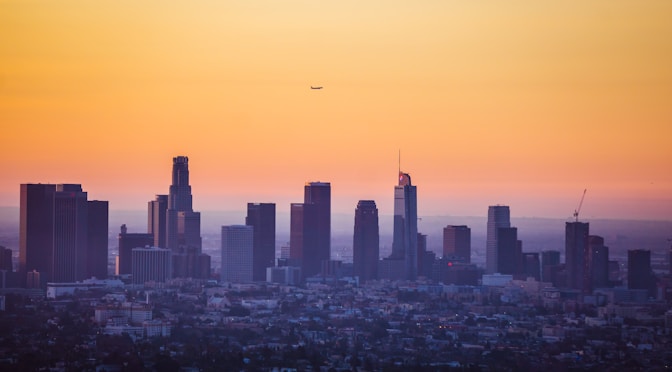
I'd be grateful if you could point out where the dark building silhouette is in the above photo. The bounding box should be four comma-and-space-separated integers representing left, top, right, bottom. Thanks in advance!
522, 252, 541, 281
304, 182, 331, 271
588, 235, 609, 290
19, 183, 108, 286
486, 205, 510, 274
20, 184, 56, 286
565, 221, 589, 292
353, 200, 379, 282
443, 225, 471, 263
0, 246, 14, 288
87, 200, 109, 279
433, 257, 479, 286
290, 203, 318, 278
0, 246, 12, 272
148, 194, 168, 248
628, 249, 654, 297
541, 250, 561, 284
166, 156, 201, 252
162, 156, 209, 279
117, 225, 153, 276
417, 233, 431, 277
496, 227, 520, 275
390, 172, 418, 280
246, 203, 276, 282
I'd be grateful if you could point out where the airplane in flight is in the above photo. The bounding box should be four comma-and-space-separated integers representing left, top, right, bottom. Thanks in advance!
310, 86, 323, 89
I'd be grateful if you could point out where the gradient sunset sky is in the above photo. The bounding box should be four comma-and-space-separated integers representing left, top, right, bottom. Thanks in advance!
2, 1, 671, 220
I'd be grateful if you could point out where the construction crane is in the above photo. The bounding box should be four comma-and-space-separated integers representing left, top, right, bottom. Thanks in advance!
573, 189, 587, 222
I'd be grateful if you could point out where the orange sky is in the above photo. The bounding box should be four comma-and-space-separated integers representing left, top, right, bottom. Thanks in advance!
1, 1, 671, 220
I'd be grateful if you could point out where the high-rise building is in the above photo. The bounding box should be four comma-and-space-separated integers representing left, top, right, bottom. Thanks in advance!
117, 225, 153, 276
565, 221, 589, 291
443, 225, 471, 263
148, 195, 168, 248
486, 206, 511, 274
289, 203, 318, 278
496, 227, 519, 275
0, 246, 12, 272
87, 200, 109, 279
20, 184, 56, 286
522, 252, 541, 281
132, 246, 172, 285
541, 250, 561, 283
19, 183, 108, 286
162, 156, 209, 279
628, 249, 653, 296
353, 200, 379, 282
166, 156, 200, 252
221, 225, 253, 283
304, 182, 331, 269
52, 184, 89, 283
588, 235, 609, 290
391, 172, 418, 280
246, 203, 276, 282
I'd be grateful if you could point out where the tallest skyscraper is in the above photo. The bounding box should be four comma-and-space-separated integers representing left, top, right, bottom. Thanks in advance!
166, 156, 201, 252
164, 156, 208, 279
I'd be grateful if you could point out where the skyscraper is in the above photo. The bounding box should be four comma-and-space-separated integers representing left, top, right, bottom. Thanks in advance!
246, 203, 276, 281
87, 200, 109, 279
353, 200, 379, 282
148, 194, 168, 248
443, 225, 471, 263
588, 235, 609, 290
289, 203, 318, 278
166, 156, 201, 252
565, 221, 589, 291
391, 172, 418, 280
221, 225, 253, 283
486, 205, 510, 274
628, 249, 653, 296
20, 183, 55, 286
541, 250, 561, 283
163, 156, 208, 279
304, 182, 331, 269
522, 252, 541, 281
19, 183, 108, 286
496, 227, 519, 276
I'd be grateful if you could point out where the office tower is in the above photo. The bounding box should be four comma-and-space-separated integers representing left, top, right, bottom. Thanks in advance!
486, 205, 511, 274
496, 227, 519, 275
148, 195, 168, 248
304, 182, 331, 269
565, 221, 589, 291
131, 247, 172, 285
0, 246, 13, 288
20, 183, 108, 285
163, 156, 208, 279
166, 156, 201, 252
87, 200, 109, 279
246, 203, 276, 281
588, 235, 609, 290
117, 225, 153, 276
353, 200, 379, 282
443, 225, 471, 263
52, 184, 90, 283
221, 225, 253, 283
391, 172, 418, 280
541, 250, 561, 283
417, 233, 430, 277
628, 249, 653, 296
20, 184, 56, 286
0, 246, 12, 272
522, 252, 541, 281
290, 203, 318, 278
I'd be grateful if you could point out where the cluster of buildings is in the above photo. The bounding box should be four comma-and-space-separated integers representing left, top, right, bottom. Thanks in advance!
4, 155, 669, 303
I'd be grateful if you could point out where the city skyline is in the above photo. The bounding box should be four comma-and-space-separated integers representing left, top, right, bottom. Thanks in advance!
2, 1, 671, 221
